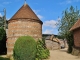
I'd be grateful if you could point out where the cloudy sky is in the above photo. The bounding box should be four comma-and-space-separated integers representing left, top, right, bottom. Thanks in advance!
0, 0, 80, 35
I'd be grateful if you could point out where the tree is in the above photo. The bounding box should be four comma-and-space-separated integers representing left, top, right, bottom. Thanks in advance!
0, 27, 7, 54
0, 17, 4, 27
58, 6, 80, 53
0, 14, 7, 54
0, 16, 8, 29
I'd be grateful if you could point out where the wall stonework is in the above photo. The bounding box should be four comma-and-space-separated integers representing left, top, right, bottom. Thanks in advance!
72, 47, 80, 57
7, 19, 42, 55
8, 19, 42, 39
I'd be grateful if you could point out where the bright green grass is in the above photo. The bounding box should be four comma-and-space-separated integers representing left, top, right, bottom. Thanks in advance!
0, 57, 10, 60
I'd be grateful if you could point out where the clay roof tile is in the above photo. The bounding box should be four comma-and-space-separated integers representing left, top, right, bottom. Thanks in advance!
9, 3, 42, 24
70, 19, 80, 31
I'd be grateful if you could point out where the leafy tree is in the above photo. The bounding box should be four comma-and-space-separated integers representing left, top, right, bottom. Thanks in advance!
0, 16, 8, 29
58, 6, 80, 53
0, 15, 7, 54
0, 17, 4, 27
0, 27, 7, 54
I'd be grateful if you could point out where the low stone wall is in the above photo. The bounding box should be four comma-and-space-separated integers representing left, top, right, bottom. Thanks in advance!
72, 47, 80, 57
45, 40, 60, 50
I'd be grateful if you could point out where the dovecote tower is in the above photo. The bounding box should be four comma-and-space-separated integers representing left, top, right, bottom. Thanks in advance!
7, 2, 43, 55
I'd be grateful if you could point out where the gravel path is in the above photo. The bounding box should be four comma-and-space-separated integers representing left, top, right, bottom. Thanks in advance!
48, 48, 80, 60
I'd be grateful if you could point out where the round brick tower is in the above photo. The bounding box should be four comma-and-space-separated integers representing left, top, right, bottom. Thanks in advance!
7, 3, 43, 55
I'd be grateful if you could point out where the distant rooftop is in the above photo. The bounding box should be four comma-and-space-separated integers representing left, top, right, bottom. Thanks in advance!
70, 19, 80, 31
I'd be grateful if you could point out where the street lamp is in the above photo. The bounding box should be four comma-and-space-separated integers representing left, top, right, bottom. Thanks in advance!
0, 8, 6, 30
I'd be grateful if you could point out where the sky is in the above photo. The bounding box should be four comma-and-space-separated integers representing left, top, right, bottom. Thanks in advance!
0, 0, 80, 35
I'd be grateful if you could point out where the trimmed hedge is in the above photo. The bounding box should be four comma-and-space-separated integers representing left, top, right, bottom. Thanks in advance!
13, 36, 36, 60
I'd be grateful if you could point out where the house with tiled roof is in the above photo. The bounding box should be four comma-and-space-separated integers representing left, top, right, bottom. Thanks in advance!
70, 19, 80, 56
7, 2, 43, 55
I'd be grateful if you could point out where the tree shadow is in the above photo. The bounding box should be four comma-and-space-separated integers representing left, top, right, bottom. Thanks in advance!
0, 57, 10, 60
0, 48, 7, 55
60, 48, 68, 52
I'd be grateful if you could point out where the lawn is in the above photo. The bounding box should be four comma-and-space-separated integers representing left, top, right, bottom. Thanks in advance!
0, 57, 10, 60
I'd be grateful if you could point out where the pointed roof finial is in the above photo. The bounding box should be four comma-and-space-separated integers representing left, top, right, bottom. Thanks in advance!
25, 0, 26, 3
24, 0, 27, 6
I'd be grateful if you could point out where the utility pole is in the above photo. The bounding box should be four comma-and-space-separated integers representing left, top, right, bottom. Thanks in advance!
0, 8, 6, 30
3, 8, 6, 30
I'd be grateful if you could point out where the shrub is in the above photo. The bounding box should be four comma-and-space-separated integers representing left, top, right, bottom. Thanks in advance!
36, 40, 50, 60
0, 27, 7, 54
66, 32, 74, 53
13, 36, 36, 60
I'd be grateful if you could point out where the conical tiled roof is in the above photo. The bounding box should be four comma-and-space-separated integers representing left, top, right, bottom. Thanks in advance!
70, 19, 80, 31
10, 3, 42, 23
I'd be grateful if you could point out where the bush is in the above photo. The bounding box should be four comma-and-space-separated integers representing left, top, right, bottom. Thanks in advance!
36, 40, 50, 60
13, 36, 36, 60
0, 27, 7, 54
66, 32, 74, 53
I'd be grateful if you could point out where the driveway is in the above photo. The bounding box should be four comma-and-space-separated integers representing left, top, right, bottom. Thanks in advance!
48, 48, 80, 60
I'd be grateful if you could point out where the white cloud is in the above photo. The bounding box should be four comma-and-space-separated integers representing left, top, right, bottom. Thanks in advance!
42, 19, 60, 34
33, 10, 43, 19
43, 29, 53, 34
57, 17, 61, 21
0, 1, 11, 7
43, 20, 58, 28
33, 10, 40, 14
0, 13, 2, 17
7, 18, 10, 20
37, 15, 43, 19
59, 0, 80, 4
3, 2, 11, 4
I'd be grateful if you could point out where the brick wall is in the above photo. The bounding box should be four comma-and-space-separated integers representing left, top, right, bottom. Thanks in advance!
7, 19, 42, 55
73, 28, 80, 48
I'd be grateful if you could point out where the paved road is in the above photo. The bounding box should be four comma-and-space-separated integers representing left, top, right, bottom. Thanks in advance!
48, 48, 80, 60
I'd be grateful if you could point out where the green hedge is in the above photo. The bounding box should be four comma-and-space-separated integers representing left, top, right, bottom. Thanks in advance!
13, 36, 36, 60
